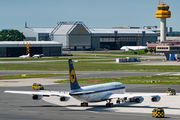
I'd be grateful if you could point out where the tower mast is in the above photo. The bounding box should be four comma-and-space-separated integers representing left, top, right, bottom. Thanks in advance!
156, 1, 171, 42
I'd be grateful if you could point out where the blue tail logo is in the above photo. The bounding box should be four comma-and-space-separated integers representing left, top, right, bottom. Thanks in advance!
144, 40, 149, 46
68, 59, 80, 90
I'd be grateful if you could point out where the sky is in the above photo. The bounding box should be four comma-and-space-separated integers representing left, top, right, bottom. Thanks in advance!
0, 0, 180, 31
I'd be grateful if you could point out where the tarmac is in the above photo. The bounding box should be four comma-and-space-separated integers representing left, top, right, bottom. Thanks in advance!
1, 84, 180, 120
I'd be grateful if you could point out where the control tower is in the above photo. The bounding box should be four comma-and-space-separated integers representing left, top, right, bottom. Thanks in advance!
156, 1, 171, 41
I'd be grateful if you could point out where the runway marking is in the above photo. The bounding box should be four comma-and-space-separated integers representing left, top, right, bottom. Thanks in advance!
0, 84, 12, 86
155, 72, 172, 75
151, 86, 169, 88
0, 81, 20, 83
90, 110, 150, 117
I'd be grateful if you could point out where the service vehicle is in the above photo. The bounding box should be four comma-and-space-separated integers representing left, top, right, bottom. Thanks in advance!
32, 83, 44, 90
166, 88, 176, 95
152, 108, 165, 118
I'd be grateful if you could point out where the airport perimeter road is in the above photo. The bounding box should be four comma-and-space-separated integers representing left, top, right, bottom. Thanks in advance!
1, 84, 180, 120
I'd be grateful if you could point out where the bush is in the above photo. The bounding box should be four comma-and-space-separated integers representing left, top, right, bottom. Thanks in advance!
149, 49, 153, 53
134, 51, 137, 54
144, 48, 148, 53
153, 48, 156, 53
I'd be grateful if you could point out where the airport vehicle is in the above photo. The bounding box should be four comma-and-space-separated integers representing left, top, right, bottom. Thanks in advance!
32, 54, 43, 58
19, 53, 30, 58
5, 59, 167, 107
166, 88, 176, 95
32, 83, 44, 90
152, 108, 165, 118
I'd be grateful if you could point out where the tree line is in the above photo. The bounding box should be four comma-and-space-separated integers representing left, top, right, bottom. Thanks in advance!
0, 29, 26, 41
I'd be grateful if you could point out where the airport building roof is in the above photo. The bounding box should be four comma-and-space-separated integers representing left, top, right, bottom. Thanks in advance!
53, 25, 74, 35
89, 28, 155, 34
29, 28, 54, 33
0, 41, 62, 47
21, 27, 54, 34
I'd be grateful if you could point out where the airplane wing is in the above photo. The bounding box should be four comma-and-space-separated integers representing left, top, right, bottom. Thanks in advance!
4, 90, 70, 97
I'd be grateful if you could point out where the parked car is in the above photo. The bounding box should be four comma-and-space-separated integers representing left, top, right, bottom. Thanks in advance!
32, 83, 44, 90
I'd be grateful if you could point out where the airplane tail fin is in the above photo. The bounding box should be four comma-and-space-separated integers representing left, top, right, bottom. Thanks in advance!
68, 59, 81, 90
144, 40, 149, 46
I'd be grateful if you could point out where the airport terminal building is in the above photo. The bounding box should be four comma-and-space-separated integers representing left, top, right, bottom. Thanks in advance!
21, 21, 158, 50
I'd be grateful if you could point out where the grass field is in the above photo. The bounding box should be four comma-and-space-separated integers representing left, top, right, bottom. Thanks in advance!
55, 75, 180, 85
0, 61, 180, 72
90, 50, 156, 56
0, 74, 68, 80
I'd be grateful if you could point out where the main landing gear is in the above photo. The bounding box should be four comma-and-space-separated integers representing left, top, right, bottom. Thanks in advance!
106, 99, 113, 107
116, 98, 120, 104
81, 102, 88, 107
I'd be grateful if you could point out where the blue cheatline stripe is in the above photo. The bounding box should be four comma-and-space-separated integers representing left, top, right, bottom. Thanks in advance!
69, 86, 125, 96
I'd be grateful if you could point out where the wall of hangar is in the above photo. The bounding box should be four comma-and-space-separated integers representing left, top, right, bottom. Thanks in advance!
0, 46, 62, 57
99, 36, 137, 49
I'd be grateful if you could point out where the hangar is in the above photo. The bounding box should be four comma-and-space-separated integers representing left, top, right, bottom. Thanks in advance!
21, 27, 53, 41
50, 21, 91, 50
20, 21, 158, 51
90, 28, 157, 50
0, 41, 62, 57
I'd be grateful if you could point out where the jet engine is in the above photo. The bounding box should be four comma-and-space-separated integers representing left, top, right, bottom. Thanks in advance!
32, 95, 43, 100
134, 96, 144, 103
151, 96, 161, 102
60, 96, 70, 102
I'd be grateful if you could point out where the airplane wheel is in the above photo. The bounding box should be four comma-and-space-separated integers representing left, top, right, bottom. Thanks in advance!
116, 100, 120, 104
110, 103, 113, 107
106, 103, 113, 107
106, 103, 110, 107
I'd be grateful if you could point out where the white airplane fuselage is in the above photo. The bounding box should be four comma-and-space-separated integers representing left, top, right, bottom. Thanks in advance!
121, 46, 147, 51
69, 82, 125, 102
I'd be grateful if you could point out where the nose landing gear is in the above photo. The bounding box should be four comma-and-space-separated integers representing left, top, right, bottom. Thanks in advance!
81, 102, 88, 107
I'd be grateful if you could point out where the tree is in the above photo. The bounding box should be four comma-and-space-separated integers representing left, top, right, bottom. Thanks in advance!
0, 29, 26, 41
153, 48, 156, 53
144, 48, 148, 53
134, 51, 137, 54
149, 48, 153, 53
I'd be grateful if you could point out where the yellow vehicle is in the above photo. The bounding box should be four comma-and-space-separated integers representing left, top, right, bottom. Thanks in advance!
152, 108, 165, 118
32, 83, 44, 90
166, 88, 176, 95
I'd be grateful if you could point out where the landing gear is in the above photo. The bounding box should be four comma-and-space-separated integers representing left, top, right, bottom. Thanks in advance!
81, 102, 88, 107
116, 98, 120, 104
106, 99, 113, 107
106, 103, 113, 107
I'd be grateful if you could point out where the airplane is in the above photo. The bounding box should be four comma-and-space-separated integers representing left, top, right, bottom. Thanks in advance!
120, 46, 147, 51
32, 54, 44, 58
120, 41, 149, 51
5, 59, 167, 107
19, 53, 30, 58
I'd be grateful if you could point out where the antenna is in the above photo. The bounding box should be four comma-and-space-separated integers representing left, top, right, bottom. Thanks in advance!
25, 21, 28, 28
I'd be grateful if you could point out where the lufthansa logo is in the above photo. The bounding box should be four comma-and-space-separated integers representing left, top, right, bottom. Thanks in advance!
70, 70, 75, 83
